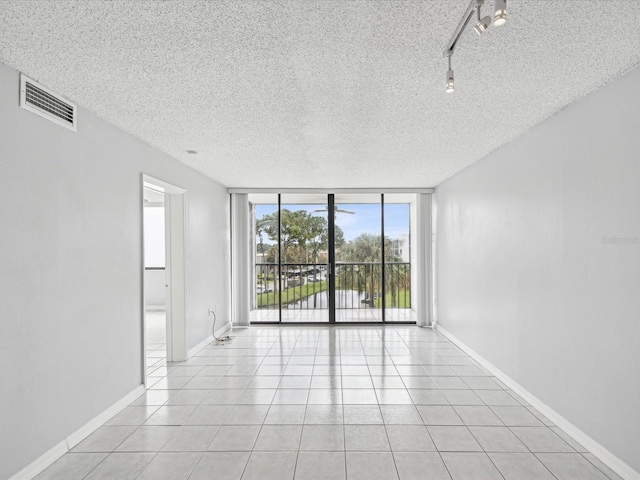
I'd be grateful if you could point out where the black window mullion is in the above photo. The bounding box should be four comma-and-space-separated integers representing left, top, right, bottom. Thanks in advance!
278, 194, 282, 323
328, 194, 336, 323
381, 194, 386, 323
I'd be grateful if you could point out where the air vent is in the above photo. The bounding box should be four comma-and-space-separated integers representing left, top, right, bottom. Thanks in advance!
20, 74, 77, 131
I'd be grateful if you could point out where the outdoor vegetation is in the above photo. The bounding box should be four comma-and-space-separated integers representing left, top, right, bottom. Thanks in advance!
255, 208, 411, 310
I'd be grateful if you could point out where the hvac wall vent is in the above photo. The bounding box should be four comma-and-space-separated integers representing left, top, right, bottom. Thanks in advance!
19, 74, 77, 132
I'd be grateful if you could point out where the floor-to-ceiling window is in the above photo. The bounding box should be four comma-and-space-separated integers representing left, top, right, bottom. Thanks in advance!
247, 192, 417, 324
333, 194, 383, 322
383, 194, 414, 322
251, 193, 279, 322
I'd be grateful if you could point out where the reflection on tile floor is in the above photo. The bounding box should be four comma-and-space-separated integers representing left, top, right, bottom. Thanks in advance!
146, 310, 166, 377
37, 326, 622, 480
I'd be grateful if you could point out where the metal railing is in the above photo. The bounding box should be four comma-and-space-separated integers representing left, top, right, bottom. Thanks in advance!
254, 262, 410, 310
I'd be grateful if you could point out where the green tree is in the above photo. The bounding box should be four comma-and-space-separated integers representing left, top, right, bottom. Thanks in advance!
333, 224, 346, 251
256, 214, 277, 259
338, 233, 404, 308
257, 212, 279, 258
287, 210, 312, 263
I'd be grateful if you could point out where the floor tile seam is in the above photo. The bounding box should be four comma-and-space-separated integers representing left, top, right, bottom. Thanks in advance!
532, 452, 589, 480
465, 423, 546, 480
475, 446, 509, 480
430, 449, 455, 480
183, 450, 219, 480
532, 452, 563, 480
74, 449, 129, 480
504, 425, 577, 454
101, 423, 166, 455
578, 452, 618, 480
140, 451, 204, 480
105, 451, 161, 480
380, 415, 404, 480
236, 448, 253, 480
341, 393, 351, 478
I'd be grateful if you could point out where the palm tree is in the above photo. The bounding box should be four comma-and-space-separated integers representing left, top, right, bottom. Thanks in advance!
338, 234, 381, 309
338, 233, 406, 309
385, 262, 410, 307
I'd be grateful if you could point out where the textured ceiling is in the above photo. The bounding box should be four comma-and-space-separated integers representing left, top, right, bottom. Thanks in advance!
1, 1, 640, 188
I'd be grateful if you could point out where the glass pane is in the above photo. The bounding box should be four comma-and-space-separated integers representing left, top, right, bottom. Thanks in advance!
279, 194, 329, 323
383, 197, 414, 322
334, 194, 382, 322
250, 194, 279, 322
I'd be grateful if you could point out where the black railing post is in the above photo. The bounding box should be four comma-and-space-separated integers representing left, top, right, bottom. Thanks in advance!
255, 261, 410, 314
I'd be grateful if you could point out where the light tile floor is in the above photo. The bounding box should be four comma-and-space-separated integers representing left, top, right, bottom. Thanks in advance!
145, 310, 167, 376
36, 326, 623, 480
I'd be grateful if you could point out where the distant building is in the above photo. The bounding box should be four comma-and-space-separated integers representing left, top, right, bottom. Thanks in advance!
392, 234, 410, 262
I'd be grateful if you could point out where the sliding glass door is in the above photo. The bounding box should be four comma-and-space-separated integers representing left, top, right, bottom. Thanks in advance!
383, 195, 414, 322
279, 194, 329, 322
249, 193, 414, 324
333, 194, 383, 322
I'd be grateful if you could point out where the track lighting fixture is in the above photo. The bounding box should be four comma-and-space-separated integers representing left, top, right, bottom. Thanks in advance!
493, 0, 507, 26
446, 55, 454, 93
442, 0, 508, 93
474, 4, 492, 35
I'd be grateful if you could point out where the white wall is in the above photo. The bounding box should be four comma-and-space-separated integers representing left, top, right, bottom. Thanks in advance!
436, 65, 640, 474
0, 63, 230, 479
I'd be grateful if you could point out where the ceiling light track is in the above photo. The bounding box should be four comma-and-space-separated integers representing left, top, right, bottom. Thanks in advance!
442, 0, 507, 93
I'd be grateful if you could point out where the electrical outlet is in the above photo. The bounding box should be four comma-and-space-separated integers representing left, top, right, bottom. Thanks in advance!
208, 308, 215, 316
215, 304, 218, 313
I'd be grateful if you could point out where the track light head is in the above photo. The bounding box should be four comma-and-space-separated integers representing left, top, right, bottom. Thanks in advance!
474, 15, 492, 35
446, 69, 454, 93
494, 0, 507, 26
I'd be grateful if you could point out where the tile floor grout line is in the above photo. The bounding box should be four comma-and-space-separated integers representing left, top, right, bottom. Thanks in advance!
436, 450, 455, 480
464, 423, 510, 480
579, 452, 618, 480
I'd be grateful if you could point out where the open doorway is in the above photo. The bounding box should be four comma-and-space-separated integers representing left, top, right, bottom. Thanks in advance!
142, 175, 187, 386
143, 187, 167, 380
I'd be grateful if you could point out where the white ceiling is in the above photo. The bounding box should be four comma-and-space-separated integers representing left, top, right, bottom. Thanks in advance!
1, 1, 639, 188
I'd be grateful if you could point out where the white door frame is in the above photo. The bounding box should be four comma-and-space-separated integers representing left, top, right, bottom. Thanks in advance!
142, 174, 187, 385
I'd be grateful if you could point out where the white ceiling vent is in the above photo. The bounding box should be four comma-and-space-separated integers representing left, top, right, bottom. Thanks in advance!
19, 74, 76, 131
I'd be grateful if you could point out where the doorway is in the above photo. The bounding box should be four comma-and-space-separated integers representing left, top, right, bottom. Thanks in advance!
249, 193, 414, 324
143, 186, 167, 380
142, 175, 187, 386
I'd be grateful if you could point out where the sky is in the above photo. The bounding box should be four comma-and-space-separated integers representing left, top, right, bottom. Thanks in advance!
255, 202, 410, 242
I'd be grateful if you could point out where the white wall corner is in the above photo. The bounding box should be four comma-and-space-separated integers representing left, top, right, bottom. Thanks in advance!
434, 325, 640, 480
9, 384, 145, 480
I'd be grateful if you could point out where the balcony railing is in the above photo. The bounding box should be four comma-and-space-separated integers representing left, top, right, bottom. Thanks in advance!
254, 262, 410, 310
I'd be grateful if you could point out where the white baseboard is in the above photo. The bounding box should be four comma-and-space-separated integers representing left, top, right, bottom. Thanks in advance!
187, 322, 231, 357
67, 385, 146, 449
9, 440, 68, 480
435, 325, 640, 480
9, 384, 146, 480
